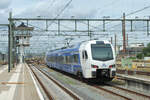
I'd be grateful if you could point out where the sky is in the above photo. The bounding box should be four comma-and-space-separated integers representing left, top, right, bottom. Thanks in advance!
1, 0, 150, 53
1, 0, 150, 23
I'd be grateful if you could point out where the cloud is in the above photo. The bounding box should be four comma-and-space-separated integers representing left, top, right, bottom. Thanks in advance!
0, 0, 12, 23
0, 0, 11, 9
16, 0, 97, 19
15, 0, 58, 17
66, 8, 97, 19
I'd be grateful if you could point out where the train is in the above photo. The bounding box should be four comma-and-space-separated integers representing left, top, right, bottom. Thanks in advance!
45, 40, 116, 82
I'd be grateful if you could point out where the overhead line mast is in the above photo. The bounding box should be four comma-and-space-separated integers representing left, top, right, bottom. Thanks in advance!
122, 13, 126, 53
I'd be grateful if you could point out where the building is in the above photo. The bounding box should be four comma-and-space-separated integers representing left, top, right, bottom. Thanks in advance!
130, 43, 144, 48
118, 43, 144, 56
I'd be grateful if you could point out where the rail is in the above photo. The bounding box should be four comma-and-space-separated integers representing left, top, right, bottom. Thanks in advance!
28, 64, 80, 100
106, 83, 150, 99
28, 64, 54, 100
93, 85, 132, 100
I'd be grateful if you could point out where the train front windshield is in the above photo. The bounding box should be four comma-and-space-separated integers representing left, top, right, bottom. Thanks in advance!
91, 44, 113, 61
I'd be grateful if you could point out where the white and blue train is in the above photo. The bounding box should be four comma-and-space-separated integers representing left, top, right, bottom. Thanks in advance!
45, 40, 116, 81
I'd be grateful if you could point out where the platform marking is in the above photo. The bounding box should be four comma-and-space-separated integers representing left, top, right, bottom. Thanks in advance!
27, 64, 44, 100
1, 82, 24, 84
22, 63, 25, 100
0, 64, 22, 100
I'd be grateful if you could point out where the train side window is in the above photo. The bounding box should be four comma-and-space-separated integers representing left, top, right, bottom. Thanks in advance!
82, 51, 88, 59
51, 56, 53, 62
66, 56, 69, 64
47, 56, 49, 61
57, 56, 59, 63
64, 56, 66, 64
49, 57, 51, 62
82, 51, 85, 59
85, 51, 88, 59
73, 54, 78, 64
56, 56, 58, 62
55, 56, 57, 63
62, 56, 65, 64
69, 56, 73, 64
65, 56, 67, 64
59, 56, 63, 64
71, 55, 74, 64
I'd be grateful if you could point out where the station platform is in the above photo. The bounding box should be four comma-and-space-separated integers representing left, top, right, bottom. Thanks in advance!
117, 73, 150, 84
0, 63, 43, 100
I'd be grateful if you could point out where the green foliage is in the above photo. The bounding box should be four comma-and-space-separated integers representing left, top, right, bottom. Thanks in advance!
147, 43, 150, 48
136, 53, 143, 59
137, 43, 150, 58
143, 43, 150, 56
128, 57, 136, 59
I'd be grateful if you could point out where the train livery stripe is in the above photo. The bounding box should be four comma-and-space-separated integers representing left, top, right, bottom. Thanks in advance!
47, 62, 81, 74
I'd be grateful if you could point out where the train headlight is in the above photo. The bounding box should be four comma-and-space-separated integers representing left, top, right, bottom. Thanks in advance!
91, 65, 98, 68
109, 65, 115, 68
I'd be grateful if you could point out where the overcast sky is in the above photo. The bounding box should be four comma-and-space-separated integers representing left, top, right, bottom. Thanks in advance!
0, 0, 150, 53
0, 0, 150, 23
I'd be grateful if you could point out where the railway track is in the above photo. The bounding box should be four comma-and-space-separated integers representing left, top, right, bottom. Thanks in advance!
93, 85, 132, 100
28, 64, 80, 100
107, 84, 150, 99
29, 63, 150, 100
89, 83, 150, 100
92, 80, 150, 100
28, 64, 54, 100
91, 79, 150, 100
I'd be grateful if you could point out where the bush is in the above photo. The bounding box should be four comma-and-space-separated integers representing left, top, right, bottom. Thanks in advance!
136, 53, 143, 59
137, 43, 150, 59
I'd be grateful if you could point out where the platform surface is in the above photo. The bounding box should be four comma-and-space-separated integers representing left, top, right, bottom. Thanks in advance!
117, 73, 150, 84
0, 63, 42, 100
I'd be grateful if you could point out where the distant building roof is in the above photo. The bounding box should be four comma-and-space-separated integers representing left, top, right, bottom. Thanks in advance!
119, 47, 144, 56
130, 43, 144, 47
126, 47, 144, 52
18, 22, 27, 27
14, 22, 34, 31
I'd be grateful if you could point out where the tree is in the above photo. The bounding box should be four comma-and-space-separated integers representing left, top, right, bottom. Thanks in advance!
137, 43, 150, 59
143, 43, 150, 56
136, 53, 143, 59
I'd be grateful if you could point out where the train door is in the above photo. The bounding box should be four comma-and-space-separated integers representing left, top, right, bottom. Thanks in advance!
82, 50, 88, 66
81, 50, 90, 78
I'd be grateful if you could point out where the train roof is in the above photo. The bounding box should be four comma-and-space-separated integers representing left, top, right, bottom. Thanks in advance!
47, 40, 111, 55
48, 43, 81, 55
